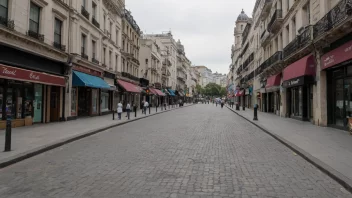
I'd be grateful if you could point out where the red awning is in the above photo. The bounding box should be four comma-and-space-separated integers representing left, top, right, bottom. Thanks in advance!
152, 88, 165, 96
321, 40, 352, 70
283, 55, 316, 81
117, 80, 142, 93
266, 73, 281, 88
0, 64, 65, 86
148, 88, 158, 95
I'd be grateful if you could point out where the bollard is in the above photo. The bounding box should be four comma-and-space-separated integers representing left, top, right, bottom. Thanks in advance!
156, 105, 157, 112
4, 119, 11, 152
112, 110, 115, 120
243, 105, 245, 111
134, 105, 137, 117
164, 104, 166, 110
253, 104, 258, 121
149, 106, 151, 114
236, 103, 240, 111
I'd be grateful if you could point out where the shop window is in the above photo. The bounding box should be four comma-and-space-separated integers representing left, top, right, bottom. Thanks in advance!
33, 84, 43, 122
71, 87, 77, 116
291, 86, 303, 117
92, 89, 98, 114
101, 91, 109, 112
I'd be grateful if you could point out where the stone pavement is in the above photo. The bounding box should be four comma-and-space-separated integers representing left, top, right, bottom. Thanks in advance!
0, 104, 351, 197
226, 105, 352, 191
0, 103, 192, 168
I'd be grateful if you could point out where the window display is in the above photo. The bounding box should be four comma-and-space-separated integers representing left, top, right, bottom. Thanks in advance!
101, 91, 109, 112
71, 87, 77, 116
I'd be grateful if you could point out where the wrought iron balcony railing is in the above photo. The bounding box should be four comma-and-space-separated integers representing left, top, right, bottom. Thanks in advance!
53, 42, 66, 51
92, 17, 100, 28
283, 26, 313, 59
27, 30, 44, 42
81, 6, 90, 20
0, 16, 14, 30
243, 53, 254, 69
267, 9, 283, 32
313, 0, 352, 39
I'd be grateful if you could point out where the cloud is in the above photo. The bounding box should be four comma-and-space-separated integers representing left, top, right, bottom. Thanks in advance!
126, 0, 256, 74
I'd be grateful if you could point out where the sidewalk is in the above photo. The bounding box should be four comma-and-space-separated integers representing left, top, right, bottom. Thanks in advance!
0, 104, 193, 168
227, 105, 352, 191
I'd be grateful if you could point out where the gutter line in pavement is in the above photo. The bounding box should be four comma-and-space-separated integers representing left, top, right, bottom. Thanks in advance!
0, 105, 195, 169
226, 106, 352, 194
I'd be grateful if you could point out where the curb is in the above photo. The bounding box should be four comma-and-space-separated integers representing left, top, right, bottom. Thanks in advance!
0, 104, 195, 169
226, 106, 352, 194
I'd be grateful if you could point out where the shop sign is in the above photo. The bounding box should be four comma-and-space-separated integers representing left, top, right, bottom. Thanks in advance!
0, 64, 65, 86
73, 65, 102, 77
282, 76, 305, 88
321, 40, 352, 70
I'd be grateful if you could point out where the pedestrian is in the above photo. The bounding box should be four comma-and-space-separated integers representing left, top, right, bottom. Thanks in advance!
126, 102, 131, 120
221, 99, 225, 108
117, 101, 123, 120
144, 100, 149, 114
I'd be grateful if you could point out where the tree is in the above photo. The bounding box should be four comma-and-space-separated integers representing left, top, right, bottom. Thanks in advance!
204, 83, 222, 96
220, 87, 227, 97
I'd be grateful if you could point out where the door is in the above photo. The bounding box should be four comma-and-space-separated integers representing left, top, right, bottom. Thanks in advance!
334, 79, 344, 127
50, 86, 60, 122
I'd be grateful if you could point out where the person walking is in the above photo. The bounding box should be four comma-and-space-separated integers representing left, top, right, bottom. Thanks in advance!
117, 101, 123, 120
126, 102, 131, 120
144, 100, 149, 114
221, 99, 225, 108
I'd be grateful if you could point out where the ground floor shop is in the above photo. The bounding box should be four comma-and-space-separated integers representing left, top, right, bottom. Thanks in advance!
71, 70, 114, 118
0, 64, 66, 129
322, 39, 352, 129
116, 79, 142, 110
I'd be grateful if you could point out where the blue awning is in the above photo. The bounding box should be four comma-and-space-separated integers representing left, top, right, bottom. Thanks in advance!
72, 71, 111, 89
168, 89, 176, 96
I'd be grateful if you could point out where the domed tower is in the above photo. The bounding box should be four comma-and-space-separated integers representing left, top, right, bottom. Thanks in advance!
234, 9, 249, 49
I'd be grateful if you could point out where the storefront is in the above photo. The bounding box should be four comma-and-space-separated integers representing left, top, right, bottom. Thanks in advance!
235, 89, 244, 106
245, 88, 252, 108
0, 64, 65, 128
282, 54, 316, 121
265, 73, 281, 115
71, 69, 111, 117
167, 89, 176, 104
322, 39, 352, 129
116, 79, 142, 110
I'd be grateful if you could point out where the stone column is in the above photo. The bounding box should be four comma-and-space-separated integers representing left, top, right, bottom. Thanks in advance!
315, 50, 328, 126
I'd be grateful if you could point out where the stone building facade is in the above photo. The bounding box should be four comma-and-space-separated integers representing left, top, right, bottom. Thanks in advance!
229, 0, 352, 130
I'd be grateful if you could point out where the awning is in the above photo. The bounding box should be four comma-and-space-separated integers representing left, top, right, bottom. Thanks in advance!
266, 73, 281, 88
321, 40, 352, 70
117, 79, 142, 93
147, 88, 157, 95
178, 91, 184, 97
162, 89, 170, 95
151, 88, 165, 96
235, 90, 244, 97
283, 55, 316, 81
72, 71, 110, 89
168, 89, 176, 96
0, 64, 65, 86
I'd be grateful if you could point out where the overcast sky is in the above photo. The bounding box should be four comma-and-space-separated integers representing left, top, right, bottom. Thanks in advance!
125, 0, 256, 75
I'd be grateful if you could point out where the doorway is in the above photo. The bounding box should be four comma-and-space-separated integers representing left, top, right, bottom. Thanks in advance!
50, 86, 60, 122
78, 87, 90, 116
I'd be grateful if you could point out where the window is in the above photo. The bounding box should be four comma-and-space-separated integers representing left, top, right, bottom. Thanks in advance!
109, 51, 112, 67
54, 18, 62, 45
0, 0, 8, 21
303, 2, 310, 26
29, 2, 40, 33
103, 48, 106, 64
81, 34, 86, 54
110, 22, 112, 34
92, 2, 97, 19
116, 30, 119, 44
285, 25, 289, 45
92, 40, 96, 58
82, 0, 86, 7
292, 16, 296, 38
115, 54, 118, 70
103, 15, 105, 30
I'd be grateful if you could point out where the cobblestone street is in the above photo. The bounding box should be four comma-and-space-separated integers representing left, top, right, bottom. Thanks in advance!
0, 104, 351, 198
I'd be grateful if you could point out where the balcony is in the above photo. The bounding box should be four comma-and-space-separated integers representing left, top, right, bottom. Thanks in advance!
283, 26, 313, 61
0, 16, 14, 30
92, 17, 100, 28
121, 72, 139, 82
313, 0, 352, 44
267, 9, 283, 33
92, 57, 99, 64
27, 30, 44, 42
162, 68, 171, 76
260, 30, 271, 46
260, 51, 283, 78
81, 6, 90, 20
260, 0, 273, 20
243, 53, 254, 69
53, 42, 66, 51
